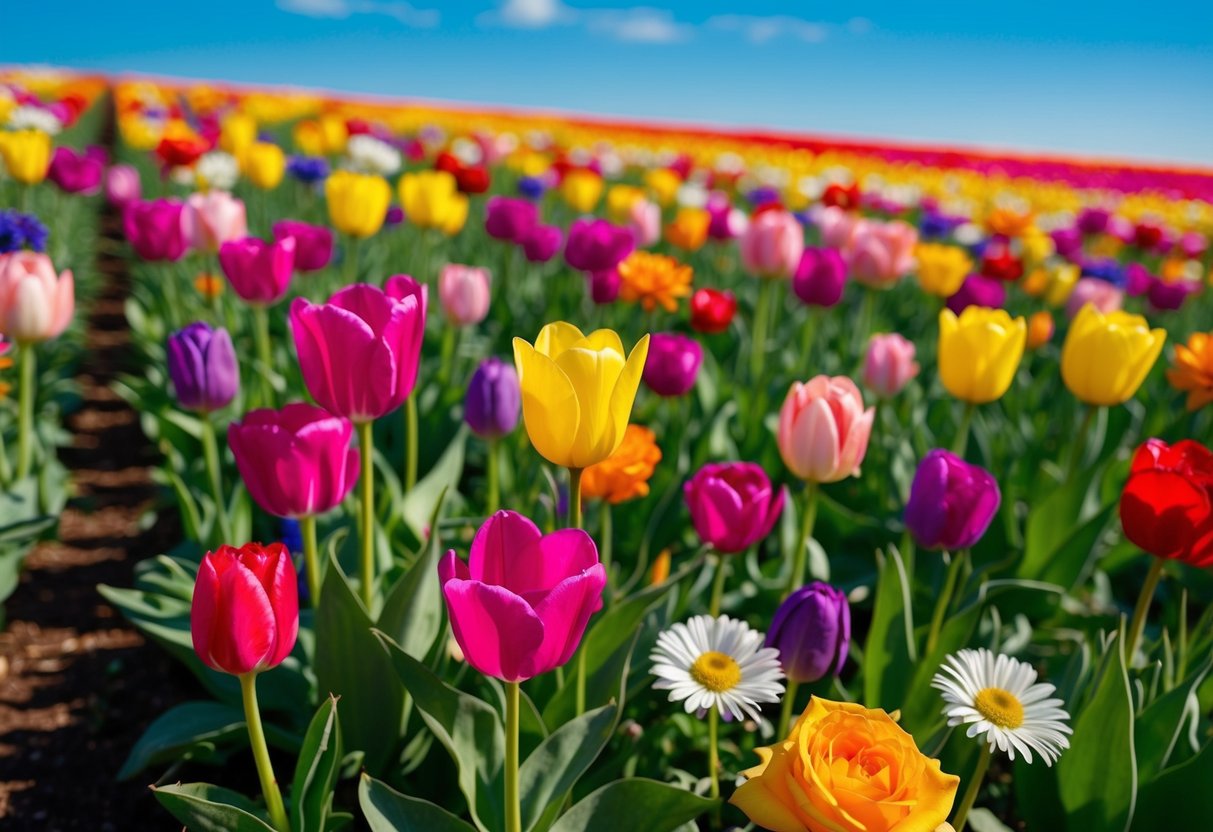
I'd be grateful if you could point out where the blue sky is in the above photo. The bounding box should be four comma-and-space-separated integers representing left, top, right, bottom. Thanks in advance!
6, 0, 1213, 165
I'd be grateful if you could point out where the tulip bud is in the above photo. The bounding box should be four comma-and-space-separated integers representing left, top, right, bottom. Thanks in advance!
183, 191, 248, 253
0, 251, 74, 344
439, 264, 491, 327
123, 198, 189, 262
105, 163, 142, 208
690, 288, 737, 334
272, 220, 333, 272
564, 219, 634, 273
484, 196, 538, 243
684, 462, 785, 554
777, 376, 874, 484
47, 145, 103, 195
1026, 311, 1054, 350
863, 333, 919, 399
946, 274, 1006, 314
167, 321, 240, 412
643, 332, 703, 397
792, 247, 846, 308
191, 542, 299, 676
519, 224, 563, 263
218, 235, 295, 306
740, 207, 804, 278
464, 357, 521, 439
765, 582, 850, 683
904, 450, 1000, 550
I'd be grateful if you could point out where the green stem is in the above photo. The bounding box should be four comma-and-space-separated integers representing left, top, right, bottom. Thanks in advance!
253, 304, 274, 408
301, 514, 320, 607
952, 742, 993, 832
951, 402, 975, 457
405, 393, 418, 491
1065, 404, 1097, 481
504, 680, 522, 832
486, 438, 500, 514
438, 326, 462, 387
199, 415, 233, 543
709, 553, 728, 616
239, 673, 290, 832
1126, 558, 1165, 663
776, 679, 800, 740
600, 501, 613, 591
785, 482, 819, 600
708, 706, 721, 820
925, 550, 965, 657
358, 421, 375, 610
0, 408, 11, 486
749, 278, 776, 382
15, 343, 35, 481
567, 467, 583, 529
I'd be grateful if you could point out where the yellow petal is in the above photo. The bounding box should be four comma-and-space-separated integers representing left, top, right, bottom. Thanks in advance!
535, 321, 588, 358
554, 346, 625, 467
513, 337, 580, 468
606, 333, 649, 461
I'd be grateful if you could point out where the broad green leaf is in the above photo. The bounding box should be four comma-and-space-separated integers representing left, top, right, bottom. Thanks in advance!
1131, 738, 1213, 830
863, 546, 916, 712
375, 630, 504, 832
291, 694, 343, 832
1058, 632, 1137, 832
519, 704, 617, 832
401, 426, 467, 539
378, 486, 449, 660
1135, 654, 1212, 782
898, 599, 983, 740
314, 554, 404, 775
1017, 464, 1115, 587
548, 778, 716, 832
359, 774, 477, 832
119, 701, 262, 780
152, 782, 276, 832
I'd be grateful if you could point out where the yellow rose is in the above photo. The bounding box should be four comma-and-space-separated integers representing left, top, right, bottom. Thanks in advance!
731, 697, 959, 832
512, 323, 649, 470
938, 307, 1026, 404
1061, 304, 1165, 406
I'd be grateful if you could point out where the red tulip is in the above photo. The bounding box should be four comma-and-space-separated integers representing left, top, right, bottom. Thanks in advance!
690, 288, 736, 334
190, 543, 299, 676
1120, 438, 1213, 568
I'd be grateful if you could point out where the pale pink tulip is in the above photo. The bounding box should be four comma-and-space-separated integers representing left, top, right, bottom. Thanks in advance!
0, 252, 74, 343
739, 207, 804, 278
777, 376, 874, 483
182, 191, 248, 253
439, 264, 491, 327
863, 333, 919, 398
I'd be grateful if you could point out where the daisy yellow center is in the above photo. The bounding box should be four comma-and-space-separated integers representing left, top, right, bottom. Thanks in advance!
974, 687, 1024, 729
689, 651, 741, 693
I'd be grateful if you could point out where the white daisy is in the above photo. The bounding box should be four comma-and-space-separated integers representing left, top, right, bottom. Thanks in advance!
932, 648, 1072, 766
650, 614, 785, 722
196, 151, 239, 191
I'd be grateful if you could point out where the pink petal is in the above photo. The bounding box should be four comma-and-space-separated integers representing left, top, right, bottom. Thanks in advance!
442, 580, 545, 682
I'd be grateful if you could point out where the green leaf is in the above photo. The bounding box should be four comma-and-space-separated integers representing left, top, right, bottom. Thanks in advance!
291, 694, 343, 832
898, 598, 983, 740
548, 779, 716, 832
519, 704, 617, 832
375, 630, 504, 832
378, 486, 449, 660
1017, 465, 1115, 588
314, 554, 404, 775
863, 545, 916, 712
1058, 631, 1137, 832
1131, 738, 1213, 829
359, 774, 477, 832
152, 782, 276, 832
1135, 654, 1213, 782
119, 701, 248, 780
401, 426, 466, 540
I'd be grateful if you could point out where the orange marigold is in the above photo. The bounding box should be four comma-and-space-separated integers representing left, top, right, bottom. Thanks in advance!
617, 251, 692, 313
1167, 332, 1213, 411
581, 424, 662, 504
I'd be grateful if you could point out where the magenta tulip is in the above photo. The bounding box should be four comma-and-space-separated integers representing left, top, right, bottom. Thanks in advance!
190, 542, 299, 676
290, 280, 425, 423
439, 511, 606, 682
47, 146, 104, 195
123, 198, 189, 262
228, 403, 360, 518
219, 236, 295, 306
272, 220, 334, 272
684, 462, 786, 554
643, 332, 703, 397
105, 163, 142, 208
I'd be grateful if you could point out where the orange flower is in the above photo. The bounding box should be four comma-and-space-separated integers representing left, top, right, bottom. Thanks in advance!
1027, 310, 1055, 350
1167, 332, 1213, 411
195, 272, 225, 300
985, 207, 1033, 237
664, 207, 711, 252
580, 424, 661, 504
0, 345, 11, 400
650, 549, 671, 585
617, 251, 693, 312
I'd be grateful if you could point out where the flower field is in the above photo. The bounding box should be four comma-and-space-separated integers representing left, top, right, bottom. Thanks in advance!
3, 66, 1213, 831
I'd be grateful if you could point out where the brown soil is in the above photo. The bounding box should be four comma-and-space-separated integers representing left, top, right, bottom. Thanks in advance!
0, 199, 197, 830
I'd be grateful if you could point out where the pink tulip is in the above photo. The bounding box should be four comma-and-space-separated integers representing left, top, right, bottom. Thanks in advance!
182, 191, 248, 253
1065, 277, 1124, 319
272, 220, 334, 272
848, 220, 917, 288
0, 252, 74, 343
47, 146, 104, 195
438, 264, 491, 326
777, 376, 874, 483
123, 198, 189, 262
191, 542, 299, 676
628, 198, 661, 247
863, 333, 919, 398
439, 510, 606, 682
290, 280, 425, 422
816, 206, 865, 250
739, 207, 804, 278
105, 163, 142, 208
228, 403, 361, 518
218, 236, 295, 306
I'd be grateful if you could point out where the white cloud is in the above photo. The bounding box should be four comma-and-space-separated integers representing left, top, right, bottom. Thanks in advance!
277, 0, 439, 28
707, 14, 828, 44
479, 0, 576, 28
586, 8, 693, 44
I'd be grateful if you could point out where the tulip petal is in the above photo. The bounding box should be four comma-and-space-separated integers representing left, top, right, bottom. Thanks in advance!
605, 334, 649, 463
442, 580, 545, 682
534, 321, 587, 358
468, 510, 543, 585
528, 564, 607, 673
510, 528, 598, 596
513, 337, 580, 468
209, 560, 276, 675
555, 346, 625, 467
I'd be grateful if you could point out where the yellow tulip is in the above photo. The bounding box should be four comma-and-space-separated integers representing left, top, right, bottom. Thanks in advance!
1043, 262, 1080, 307
644, 168, 681, 207
118, 115, 163, 151
1061, 304, 1165, 406
220, 112, 258, 159
914, 243, 972, 298
512, 323, 650, 470
293, 120, 325, 157
399, 170, 468, 235
0, 129, 52, 185
242, 142, 286, 190
560, 169, 603, 213
607, 185, 646, 223
1020, 227, 1054, 267
325, 170, 391, 238
319, 114, 349, 155
938, 307, 1026, 404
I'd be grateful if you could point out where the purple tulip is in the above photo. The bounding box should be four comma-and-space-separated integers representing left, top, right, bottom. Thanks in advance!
1076, 207, 1110, 235
765, 582, 850, 683
684, 462, 786, 554
167, 321, 240, 412
643, 332, 703, 397
564, 218, 634, 273
946, 274, 1006, 314
589, 268, 621, 305
485, 196, 538, 243
123, 198, 189, 262
904, 449, 1000, 550
47, 146, 104, 195
1050, 226, 1083, 260
792, 247, 846, 308
464, 357, 520, 439
520, 224, 563, 263
272, 220, 334, 272
1148, 277, 1199, 312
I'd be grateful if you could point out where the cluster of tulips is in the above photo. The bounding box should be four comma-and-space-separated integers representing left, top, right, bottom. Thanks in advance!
5, 70, 1213, 832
